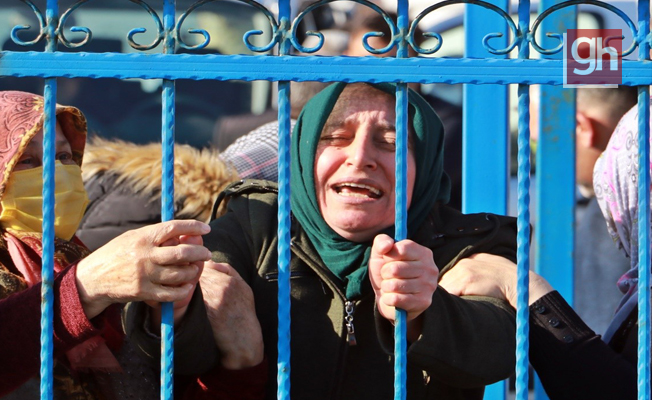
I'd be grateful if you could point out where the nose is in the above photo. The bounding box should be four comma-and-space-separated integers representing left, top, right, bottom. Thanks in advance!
345, 128, 377, 170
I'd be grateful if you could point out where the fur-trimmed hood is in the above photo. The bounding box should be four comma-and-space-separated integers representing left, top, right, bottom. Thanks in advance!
82, 137, 238, 222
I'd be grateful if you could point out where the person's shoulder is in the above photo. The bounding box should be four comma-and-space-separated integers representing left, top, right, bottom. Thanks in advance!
431, 203, 517, 236
210, 179, 279, 220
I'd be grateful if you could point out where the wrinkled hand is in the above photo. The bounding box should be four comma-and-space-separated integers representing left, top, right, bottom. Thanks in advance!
75, 220, 212, 319
438, 253, 553, 307
368, 234, 439, 327
148, 234, 205, 327
200, 261, 264, 370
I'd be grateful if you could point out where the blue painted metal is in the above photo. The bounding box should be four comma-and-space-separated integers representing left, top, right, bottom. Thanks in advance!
1, 0, 649, 398
40, 79, 56, 400
637, 86, 651, 400
293, 0, 395, 54
463, 0, 509, 217
534, 2, 576, 399
416, 0, 518, 56
515, 1, 531, 399
638, 2, 651, 399
463, 2, 508, 399
277, 0, 292, 397
177, 0, 280, 52
11, 0, 46, 46
464, 3, 508, 399
393, 3, 409, 398
1, 52, 651, 85
160, 2, 176, 400
40, 1, 58, 398
530, 0, 638, 56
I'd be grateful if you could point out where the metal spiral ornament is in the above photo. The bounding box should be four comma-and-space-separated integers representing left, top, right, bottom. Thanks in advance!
530, 0, 638, 56
177, 0, 280, 52
410, 0, 520, 55
11, 0, 47, 47
57, 0, 92, 48
125, 0, 165, 51
291, 0, 397, 54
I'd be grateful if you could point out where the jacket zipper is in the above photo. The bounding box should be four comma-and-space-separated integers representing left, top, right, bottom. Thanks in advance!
290, 242, 359, 348
344, 300, 357, 346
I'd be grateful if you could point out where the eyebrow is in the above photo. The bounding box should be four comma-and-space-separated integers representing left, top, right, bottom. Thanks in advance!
321, 118, 345, 135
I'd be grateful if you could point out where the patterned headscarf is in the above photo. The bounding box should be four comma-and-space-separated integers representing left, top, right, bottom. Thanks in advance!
0, 92, 119, 381
593, 100, 650, 311
0, 90, 87, 199
291, 82, 450, 299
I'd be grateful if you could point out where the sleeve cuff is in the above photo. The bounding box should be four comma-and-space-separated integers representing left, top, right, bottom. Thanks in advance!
529, 291, 596, 346
54, 263, 104, 350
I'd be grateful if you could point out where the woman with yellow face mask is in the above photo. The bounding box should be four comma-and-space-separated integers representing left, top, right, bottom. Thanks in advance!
0, 91, 219, 399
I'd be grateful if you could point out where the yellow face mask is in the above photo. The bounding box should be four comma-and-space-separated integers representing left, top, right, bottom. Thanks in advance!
0, 161, 89, 240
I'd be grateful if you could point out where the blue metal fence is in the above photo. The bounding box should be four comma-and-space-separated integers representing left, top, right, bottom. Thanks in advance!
1, 0, 652, 399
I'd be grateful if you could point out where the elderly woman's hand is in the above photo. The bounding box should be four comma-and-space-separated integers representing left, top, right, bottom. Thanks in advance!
439, 253, 553, 307
75, 220, 212, 319
369, 234, 439, 338
199, 261, 264, 370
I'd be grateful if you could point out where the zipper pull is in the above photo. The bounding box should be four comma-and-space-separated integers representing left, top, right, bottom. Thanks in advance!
345, 301, 357, 346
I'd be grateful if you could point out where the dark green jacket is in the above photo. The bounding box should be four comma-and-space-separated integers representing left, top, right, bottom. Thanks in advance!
128, 180, 518, 399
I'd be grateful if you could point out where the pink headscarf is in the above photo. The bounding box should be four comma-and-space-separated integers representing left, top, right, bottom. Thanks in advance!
593, 98, 652, 311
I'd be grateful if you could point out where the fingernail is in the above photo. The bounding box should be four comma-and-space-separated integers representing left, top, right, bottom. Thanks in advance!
201, 223, 211, 233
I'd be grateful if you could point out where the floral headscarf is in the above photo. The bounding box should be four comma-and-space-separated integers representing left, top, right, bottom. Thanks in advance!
593, 99, 650, 313
0, 91, 87, 199
0, 91, 88, 286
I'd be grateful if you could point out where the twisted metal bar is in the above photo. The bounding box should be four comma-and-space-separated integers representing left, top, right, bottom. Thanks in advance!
12, 0, 47, 46
393, 3, 409, 400
637, 3, 651, 400
277, 1, 292, 398
411, 0, 520, 55
177, 0, 280, 52
530, 0, 638, 56
41, 80, 57, 400
40, 2, 59, 398
291, 0, 396, 54
515, 1, 531, 399
160, 2, 176, 399
637, 87, 651, 400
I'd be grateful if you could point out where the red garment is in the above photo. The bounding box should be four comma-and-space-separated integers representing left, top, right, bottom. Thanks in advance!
0, 264, 104, 395
0, 262, 268, 399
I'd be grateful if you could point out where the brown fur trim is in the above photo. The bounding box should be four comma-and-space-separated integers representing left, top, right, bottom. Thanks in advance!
82, 137, 239, 222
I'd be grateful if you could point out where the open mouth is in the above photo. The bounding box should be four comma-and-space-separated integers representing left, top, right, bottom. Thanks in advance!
334, 182, 382, 199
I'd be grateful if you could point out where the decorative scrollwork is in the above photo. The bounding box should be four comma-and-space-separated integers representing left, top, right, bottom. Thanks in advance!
10, 0, 47, 47
125, 0, 164, 51
411, 0, 520, 55
291, 0, 398, 55
530, 0, 638, 56
58, 0, 92, 48
177, 0, 280, 52
56, 0, 164, 50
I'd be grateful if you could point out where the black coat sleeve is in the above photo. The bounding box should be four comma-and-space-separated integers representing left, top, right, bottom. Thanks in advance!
529, 291, 637, 400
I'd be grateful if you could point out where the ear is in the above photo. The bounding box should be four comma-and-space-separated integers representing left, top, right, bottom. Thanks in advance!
576, 111, 597, 149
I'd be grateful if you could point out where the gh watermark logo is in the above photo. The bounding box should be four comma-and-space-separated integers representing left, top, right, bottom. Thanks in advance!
563, 29, 622, 88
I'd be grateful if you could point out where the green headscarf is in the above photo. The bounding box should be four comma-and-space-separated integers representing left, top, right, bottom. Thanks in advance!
290, 82, 450, 299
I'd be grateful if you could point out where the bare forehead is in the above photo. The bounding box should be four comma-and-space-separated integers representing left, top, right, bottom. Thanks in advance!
328, 84, 395, 121
27, 119, 70, 148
